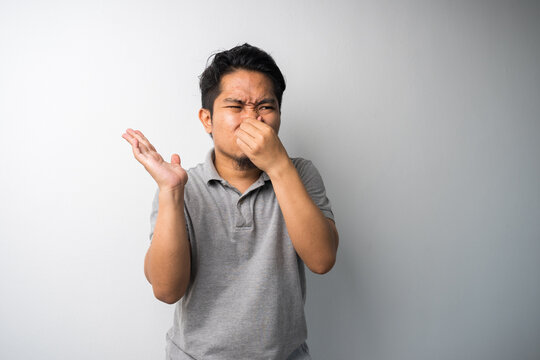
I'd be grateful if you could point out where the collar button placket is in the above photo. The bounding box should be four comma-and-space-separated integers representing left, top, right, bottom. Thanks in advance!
235, 197, 246, 228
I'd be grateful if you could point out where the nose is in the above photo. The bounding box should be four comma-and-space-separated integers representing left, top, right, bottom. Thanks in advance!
246, 106, 259, 117
242, 106, 263, 122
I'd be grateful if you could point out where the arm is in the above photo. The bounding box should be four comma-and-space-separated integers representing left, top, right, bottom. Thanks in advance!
145, 189, 191, 304
235, 119, 339, 274
122, 128, 191, 303
269, 161, 339, 274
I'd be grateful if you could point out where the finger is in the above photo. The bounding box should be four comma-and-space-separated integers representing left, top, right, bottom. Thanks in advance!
235, 128, 258, 149
238, 122, 264, 143
171, 153, 181, 165
236, 137, 252, 155
134, 130, 157, 151
136, 138, 151, 155
122, 133, 142, 154
126, 128, 141, 144
126, 128, 156, 152
122, 132, 133, 143
243, 117, 269, 131
126, 135, 149, 158
240, 119, 272, 140
122, 131, 137, 142
130, 138, 144, 158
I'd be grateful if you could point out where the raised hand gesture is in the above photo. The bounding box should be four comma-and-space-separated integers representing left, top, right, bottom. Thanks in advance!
122, 128, 188, 192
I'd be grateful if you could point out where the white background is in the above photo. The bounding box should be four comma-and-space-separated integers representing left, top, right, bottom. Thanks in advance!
1, 1, 539, 359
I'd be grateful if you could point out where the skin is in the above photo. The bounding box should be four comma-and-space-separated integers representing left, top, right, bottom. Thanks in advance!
122, 69, 339, 304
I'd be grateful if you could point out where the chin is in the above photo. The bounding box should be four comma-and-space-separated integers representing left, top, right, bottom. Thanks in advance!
233, 155, 257, 170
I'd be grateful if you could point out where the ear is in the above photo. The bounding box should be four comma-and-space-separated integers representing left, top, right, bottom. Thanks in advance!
198, 108, 213, 134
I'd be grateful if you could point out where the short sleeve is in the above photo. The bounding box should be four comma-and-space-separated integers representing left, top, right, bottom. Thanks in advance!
149, 188, 159, 242
292, 158, 335, 222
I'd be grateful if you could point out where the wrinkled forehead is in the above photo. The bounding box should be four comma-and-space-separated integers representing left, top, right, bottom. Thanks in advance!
217, 70, 277, 103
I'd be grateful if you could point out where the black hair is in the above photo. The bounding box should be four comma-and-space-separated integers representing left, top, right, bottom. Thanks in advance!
199, 43, 286, 116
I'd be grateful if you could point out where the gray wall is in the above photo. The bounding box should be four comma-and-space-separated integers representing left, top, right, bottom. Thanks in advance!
1, 1, 539, 359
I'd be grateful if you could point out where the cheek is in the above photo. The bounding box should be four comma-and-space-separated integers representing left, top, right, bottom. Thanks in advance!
266, 116, 281, 132
218, 112, 242, 130
212, 116, 242, 143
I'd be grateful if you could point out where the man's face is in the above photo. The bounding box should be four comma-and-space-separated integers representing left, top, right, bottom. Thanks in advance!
199, 69, 281, 169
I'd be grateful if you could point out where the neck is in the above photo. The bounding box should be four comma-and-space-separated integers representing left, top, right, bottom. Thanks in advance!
213, 149, 262, 192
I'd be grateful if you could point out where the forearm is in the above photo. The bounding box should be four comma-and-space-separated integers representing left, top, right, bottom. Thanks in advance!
233, 118, 338, 272
145, 189, 191, 304
269, 161, 339, 274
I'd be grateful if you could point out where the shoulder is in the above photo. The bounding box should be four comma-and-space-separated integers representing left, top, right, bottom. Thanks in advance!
289, 157, 329, 190
290, 157, 315, 172
290, 157, 320, 179
186, 161, 206, 181
183, 161, 210, 198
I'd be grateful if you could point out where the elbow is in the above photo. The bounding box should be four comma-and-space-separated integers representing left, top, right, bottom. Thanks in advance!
152, 285, 187, 304
155, 292, 181, 305
308, 254, 336, 275
308, 230, 339, 275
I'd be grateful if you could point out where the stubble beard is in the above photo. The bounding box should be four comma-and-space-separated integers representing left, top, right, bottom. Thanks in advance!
233, 155, 257, 170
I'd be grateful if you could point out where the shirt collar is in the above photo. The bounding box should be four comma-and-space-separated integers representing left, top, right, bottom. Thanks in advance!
202, 149, 222, 183
202, 149, 270, 184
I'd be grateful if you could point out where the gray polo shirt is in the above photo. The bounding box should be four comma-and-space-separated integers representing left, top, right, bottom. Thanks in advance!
149, 150, 334, 360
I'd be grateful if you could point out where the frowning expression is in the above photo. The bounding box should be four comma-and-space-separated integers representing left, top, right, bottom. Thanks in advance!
199, 69, 281, 165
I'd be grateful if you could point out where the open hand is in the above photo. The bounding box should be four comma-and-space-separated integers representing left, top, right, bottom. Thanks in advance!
122, 128, 188, 192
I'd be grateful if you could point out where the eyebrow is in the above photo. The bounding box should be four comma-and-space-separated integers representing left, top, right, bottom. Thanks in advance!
223, 98, 277, 106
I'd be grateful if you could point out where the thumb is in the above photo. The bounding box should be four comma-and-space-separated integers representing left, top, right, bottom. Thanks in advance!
170, 153, 181, 165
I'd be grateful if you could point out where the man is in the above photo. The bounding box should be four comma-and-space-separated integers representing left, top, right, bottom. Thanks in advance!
122, 43, 338, 360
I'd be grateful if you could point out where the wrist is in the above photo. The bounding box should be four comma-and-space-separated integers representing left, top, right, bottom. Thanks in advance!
158, 186, 185, 207
266, 157, 295, 181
